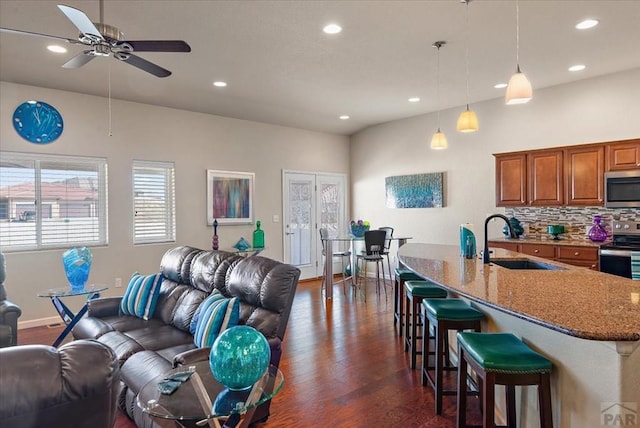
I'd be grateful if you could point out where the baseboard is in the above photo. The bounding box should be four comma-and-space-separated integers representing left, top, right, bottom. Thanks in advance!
18, 316, 62, 330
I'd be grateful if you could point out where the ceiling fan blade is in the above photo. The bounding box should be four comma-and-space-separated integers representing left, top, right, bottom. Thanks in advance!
57, 4, 104, 40
123, 40, 192, 53
120, 54, 171, 78
62, 51, 96, 68
0, 27, 83, 45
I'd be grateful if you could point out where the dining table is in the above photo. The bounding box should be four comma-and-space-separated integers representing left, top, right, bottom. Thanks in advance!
321, 234, 412, 300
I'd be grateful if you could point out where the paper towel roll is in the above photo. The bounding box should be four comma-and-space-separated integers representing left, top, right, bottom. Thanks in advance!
460, 223, 477, 257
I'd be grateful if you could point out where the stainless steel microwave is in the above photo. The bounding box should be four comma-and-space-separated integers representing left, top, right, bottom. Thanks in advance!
604, 170, 640, 208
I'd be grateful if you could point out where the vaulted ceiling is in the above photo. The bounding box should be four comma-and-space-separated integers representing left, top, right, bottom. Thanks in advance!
1, 0, 639, 135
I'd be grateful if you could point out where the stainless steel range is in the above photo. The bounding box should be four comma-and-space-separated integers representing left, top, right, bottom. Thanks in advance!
599, 220, 640, 278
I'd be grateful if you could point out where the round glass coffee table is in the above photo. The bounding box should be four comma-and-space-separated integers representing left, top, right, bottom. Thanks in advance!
137, 361, 284, 428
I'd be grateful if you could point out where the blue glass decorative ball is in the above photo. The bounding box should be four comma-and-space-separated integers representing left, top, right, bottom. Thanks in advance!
209, 325, 271, 391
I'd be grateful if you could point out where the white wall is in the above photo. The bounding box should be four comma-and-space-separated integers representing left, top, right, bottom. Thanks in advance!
350, 68, 640, 249
0, 81, 350, 325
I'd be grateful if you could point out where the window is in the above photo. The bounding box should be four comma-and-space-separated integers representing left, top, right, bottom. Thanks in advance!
132, 160, 176, 244
0, 152, 108, 252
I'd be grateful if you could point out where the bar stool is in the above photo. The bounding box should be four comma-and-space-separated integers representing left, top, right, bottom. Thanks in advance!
457, 332, 553, 428
403, 280, 448, 369
394, 268, 423, 336
422, 298, 484, 415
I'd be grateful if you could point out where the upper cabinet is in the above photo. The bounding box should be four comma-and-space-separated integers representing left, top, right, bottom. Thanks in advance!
606, 139, 640, 171
528, 150, 564, 206
495, 150, 562, 206
565, 145, 604, 206
495, 139, 636, 207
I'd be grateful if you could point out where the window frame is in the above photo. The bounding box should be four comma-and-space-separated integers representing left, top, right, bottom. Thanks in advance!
132, 160, 176, 245
0, 151, 108, 252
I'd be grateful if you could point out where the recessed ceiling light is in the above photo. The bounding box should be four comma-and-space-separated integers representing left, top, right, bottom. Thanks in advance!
323, 24, 342, 34
494, 83, 508, 89
47, 45, 67, 53
568, 64, 586, 72
408, 97, 420, 103
339, 115, 350, 120
576, 19, 599, 30
213, 81, 227, 87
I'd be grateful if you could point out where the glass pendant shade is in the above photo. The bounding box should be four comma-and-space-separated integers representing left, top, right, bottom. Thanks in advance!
430, 129, 448, 150
456, 106, 479, 133
505, 66, 532, 105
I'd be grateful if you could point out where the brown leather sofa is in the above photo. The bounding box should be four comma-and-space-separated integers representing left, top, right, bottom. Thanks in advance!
72, 246, 300, 427
0, 339, 120, 428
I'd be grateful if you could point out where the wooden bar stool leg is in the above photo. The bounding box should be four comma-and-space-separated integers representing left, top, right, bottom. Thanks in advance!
540, 373, 553, 428
457, 345, 468, 428
434, 319, 446, 415
404, 292, 411, 351
398, 278, 404, 337
421, 308, 430, 386
483, 372, 496, 428
506, 385, 516, 428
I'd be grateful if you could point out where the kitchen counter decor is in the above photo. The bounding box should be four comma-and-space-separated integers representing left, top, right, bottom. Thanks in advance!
350, 220, 370, 237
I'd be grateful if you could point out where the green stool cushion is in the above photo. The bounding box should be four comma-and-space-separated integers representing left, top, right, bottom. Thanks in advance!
405, 280, 448, 298
457, 332, 552, 374
395, 268, 422, 281
423, 299, 484, 321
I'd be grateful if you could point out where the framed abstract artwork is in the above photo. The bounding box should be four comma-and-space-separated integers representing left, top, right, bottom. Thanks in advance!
385, 172, 444, 208
206, 170, 254, 225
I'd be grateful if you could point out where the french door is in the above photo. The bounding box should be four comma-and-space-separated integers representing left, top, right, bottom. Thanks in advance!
283, 171, 348, 280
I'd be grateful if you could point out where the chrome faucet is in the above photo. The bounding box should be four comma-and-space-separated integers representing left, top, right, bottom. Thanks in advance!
483, 214, 515, 264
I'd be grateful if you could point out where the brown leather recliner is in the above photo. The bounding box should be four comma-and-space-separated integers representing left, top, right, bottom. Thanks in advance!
0, 251, 21, 347
0, 339, 121, 428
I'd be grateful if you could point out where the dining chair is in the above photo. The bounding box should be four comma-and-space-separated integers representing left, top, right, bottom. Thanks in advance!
356, 229, 388, 301
378, 226, 394, 282
319, 228, 351, 295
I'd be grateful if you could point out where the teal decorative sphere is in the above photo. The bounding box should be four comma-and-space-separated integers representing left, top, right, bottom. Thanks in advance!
209, 325, 271, 391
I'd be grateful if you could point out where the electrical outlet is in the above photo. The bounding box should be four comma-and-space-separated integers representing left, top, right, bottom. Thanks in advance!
115, 277, 122, 288
272, 214, 279, 223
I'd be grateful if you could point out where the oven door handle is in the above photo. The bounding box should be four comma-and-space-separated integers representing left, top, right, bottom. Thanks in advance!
599, 249, 633, 257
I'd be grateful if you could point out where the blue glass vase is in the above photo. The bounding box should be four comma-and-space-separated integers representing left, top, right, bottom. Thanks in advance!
209, 325, 271, 391
62, 247, 92, 292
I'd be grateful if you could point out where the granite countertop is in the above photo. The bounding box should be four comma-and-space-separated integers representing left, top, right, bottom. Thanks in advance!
488, 237, 608, 248
398, 243, 640, 342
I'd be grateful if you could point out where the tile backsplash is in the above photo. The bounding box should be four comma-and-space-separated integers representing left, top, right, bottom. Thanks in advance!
505, 207, 640, 241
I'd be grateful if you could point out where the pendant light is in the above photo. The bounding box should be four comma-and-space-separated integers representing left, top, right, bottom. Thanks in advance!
505, 0, 532, 105
430, 41, 448, 150
457, 0, 479, 133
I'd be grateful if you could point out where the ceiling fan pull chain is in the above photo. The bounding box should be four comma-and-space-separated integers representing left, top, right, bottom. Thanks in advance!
108, 63, 113, 137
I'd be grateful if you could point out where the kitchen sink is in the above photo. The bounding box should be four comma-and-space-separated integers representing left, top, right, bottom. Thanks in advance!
491, 259, 566, 270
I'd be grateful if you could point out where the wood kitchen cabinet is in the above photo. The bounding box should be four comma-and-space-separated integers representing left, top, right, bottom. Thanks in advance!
556, 246, 599, 270
564, 144, 604, 206
494, 150, 562, 206
606, 139, 640, 171
488, 240, 600, 270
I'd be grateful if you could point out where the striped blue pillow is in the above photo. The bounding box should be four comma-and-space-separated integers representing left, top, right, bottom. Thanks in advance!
193, 293, 240, 348
119, 273, 163, 320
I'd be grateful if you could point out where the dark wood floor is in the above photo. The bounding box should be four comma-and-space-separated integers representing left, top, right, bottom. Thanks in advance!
19, 277, 480, 427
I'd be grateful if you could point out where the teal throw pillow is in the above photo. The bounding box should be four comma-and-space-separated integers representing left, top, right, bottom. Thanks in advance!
193, 293, 240, 348
119, 273, 163, 320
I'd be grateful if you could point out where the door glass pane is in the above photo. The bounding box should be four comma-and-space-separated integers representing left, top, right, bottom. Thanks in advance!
320, 182, 340, 234
287, 179, 312, 266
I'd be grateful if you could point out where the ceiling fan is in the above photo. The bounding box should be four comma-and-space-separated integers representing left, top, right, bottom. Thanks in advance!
0, 1, 191, 78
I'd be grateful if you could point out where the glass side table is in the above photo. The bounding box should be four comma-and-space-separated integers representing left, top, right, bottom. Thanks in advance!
37, 284, 107, 347
137, 361, 284, 428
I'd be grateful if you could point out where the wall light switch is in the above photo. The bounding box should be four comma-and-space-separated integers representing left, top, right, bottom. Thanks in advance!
272, 215, 280, 223
115, 277, 122, 288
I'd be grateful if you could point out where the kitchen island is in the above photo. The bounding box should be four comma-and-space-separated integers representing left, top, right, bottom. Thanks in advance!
398, 243, 639, 427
